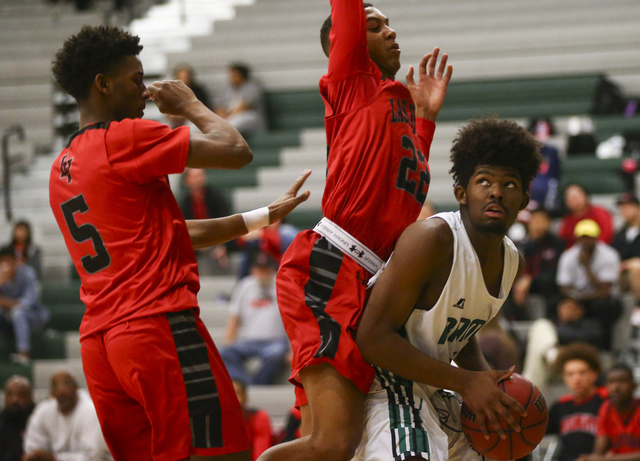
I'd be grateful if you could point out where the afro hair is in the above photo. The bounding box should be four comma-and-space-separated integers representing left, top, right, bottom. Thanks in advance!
449, 118, 542, 191
52, 25, 143, 101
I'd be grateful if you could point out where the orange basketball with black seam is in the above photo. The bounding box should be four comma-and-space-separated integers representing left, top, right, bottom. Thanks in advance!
460, 373, 548, 460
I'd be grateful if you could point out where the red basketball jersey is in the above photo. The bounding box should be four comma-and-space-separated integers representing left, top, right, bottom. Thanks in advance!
49, 119, 199, 339
319, 0, 435, 261
597, 399, 640, 454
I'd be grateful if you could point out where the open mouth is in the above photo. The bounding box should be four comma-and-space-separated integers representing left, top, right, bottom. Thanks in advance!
484, 203, 506, 218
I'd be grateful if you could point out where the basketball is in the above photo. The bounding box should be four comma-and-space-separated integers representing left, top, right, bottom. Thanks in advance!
460, 373, 549, 460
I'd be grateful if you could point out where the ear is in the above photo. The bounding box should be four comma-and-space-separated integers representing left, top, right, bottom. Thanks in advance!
454, 184, 467, 205
95, 74, 110, 96
519, 192, 530, 211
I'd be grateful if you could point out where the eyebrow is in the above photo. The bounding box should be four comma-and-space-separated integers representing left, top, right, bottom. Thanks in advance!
475, 168, 520, 180
366, 16, 389, 26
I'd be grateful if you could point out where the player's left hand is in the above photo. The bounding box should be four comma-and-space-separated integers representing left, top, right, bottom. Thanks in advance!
267, 170, 312, 223
406, 47, 453, 121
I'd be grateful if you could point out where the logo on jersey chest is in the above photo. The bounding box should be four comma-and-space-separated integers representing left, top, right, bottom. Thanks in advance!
60, 153, 73, 184
389, 98, 416, 133
437, 317, 486, 345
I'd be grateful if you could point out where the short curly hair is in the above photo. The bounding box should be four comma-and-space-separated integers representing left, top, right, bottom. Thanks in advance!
52, 26, 143, 101
449, 118, 542, 191
553, 342, 602, 375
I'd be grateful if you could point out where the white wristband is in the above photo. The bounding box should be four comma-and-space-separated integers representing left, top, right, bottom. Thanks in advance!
242, 207, 270, 232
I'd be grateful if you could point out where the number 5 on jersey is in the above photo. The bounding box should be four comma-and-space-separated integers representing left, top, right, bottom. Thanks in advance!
61, 194, 111, 274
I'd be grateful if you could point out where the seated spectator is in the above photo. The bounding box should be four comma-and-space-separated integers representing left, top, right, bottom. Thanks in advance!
232, 379, 273, 461
179, 168, 232, 274
547, 343, 607, 461
528, 117, 562, 214
215, 62, 267, 138
578, 364, 640, 461
559, 183, 614, 247
236, 220, 299, 280
509, 208, 565, 319
522, 297, 604, 393
556, 219, 622, 348
0, 246, 49, 364
23, 370, 111, 461
220, 252, 289, 385
611, 192, 640, 317
6, 220, 42, 280
0, 375, 35, 461
166, 63, 213, 129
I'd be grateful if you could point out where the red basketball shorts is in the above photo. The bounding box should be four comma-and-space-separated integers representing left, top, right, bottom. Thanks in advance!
81, 309, 249, 461
277, 230, 375, 407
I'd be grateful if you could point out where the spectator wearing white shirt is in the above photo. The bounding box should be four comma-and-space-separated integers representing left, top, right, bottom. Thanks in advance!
23, 370, 111, 461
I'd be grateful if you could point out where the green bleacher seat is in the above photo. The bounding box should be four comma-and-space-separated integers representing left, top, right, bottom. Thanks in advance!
264, 90, 324, 131
285, 209, 323, 231
0, 362, 32, 386
593, 115, 640, 142
438, 74, 604, 122
41, 281, 84, 332
560, 154, 627, 195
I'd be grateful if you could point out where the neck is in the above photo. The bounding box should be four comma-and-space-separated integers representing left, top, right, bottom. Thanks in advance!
616, 398, 635, 414
459, 209, 505, 261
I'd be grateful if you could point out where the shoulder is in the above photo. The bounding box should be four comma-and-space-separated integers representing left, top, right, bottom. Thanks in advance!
30, 398, 56, 420
398, 216, 454, 256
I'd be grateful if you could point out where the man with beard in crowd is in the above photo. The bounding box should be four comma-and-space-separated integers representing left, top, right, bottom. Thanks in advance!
0, 375, 35, 461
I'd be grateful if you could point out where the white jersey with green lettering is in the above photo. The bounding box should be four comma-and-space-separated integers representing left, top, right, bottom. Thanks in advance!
406, 210, 520, 396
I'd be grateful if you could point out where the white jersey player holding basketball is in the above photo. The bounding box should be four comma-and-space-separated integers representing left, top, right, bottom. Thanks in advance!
354, 118, 543, 461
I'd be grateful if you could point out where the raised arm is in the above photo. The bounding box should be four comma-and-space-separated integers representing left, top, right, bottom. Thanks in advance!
356, 219, 524, 438
186, 170, 311, 249
147, 79, 252, 169
406, 47, 452, 122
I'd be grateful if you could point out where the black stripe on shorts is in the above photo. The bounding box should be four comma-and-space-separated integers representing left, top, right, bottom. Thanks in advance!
304, 237, 343, 360
167, 310, 223, 449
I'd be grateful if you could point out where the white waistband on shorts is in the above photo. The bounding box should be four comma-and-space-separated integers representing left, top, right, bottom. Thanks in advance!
313, 217, 384, 275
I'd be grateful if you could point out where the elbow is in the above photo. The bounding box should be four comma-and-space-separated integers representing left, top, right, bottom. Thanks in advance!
229, 144, 253, 170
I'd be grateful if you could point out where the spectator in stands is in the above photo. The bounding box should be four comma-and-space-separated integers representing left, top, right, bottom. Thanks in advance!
23, 370, 111, 461
179, 167, 232, 274
232, 379, 274, 461
611, 191, 640, 319
215, 62, 267, 138
6, 220, 42, 280
509, 208, 565, 319
166, 63, 214, 129
527, 117, 562, 214
558, 183, 614, 247
548, 343, 607, 461
523, 297, 604, 393
578, 364, 640, 461
220, 251, 289, 385
0, 375, 35, 461
236, 220, 299, 279
0, 246, 49, 365
274, 407, 301, 445
556, 219, 622, 348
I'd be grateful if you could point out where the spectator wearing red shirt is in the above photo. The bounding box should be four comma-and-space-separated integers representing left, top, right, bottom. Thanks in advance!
579, 364, 640, 461
232, 379, 273, 461
559, 183, 614, 248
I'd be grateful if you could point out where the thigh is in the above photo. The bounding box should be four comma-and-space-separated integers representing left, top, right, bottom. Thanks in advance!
278, 233, 374, 405
103, 311, 249, 460
431, 391, 483, 461
81, 332, 153, 461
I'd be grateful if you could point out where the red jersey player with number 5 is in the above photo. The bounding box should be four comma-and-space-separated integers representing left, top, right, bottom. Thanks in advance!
49, 26, 310, 461
258, 2, 452, 461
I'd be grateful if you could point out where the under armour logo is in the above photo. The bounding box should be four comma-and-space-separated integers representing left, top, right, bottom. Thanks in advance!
349, 245, 365, 259
60, 154, 73, 184
453, 298, 465, 309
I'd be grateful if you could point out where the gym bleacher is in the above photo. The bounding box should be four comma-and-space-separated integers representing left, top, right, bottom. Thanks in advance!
1, 0, 640, 447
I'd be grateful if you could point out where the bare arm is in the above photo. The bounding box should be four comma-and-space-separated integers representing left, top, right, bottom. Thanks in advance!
357, 219, 524, 438
186, 170, 311, 249
147, 80, 252, 170
224, 315, 241, 344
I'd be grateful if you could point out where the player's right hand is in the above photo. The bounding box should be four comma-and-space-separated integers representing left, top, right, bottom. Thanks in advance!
267, 170, 312, 223
147, 80, 198, 116
459, 367, 526, 440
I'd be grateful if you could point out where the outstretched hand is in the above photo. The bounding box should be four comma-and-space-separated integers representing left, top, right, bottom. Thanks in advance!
406, 47, 452, 121
267, 170, 312, 223
459, 367, 526, 440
